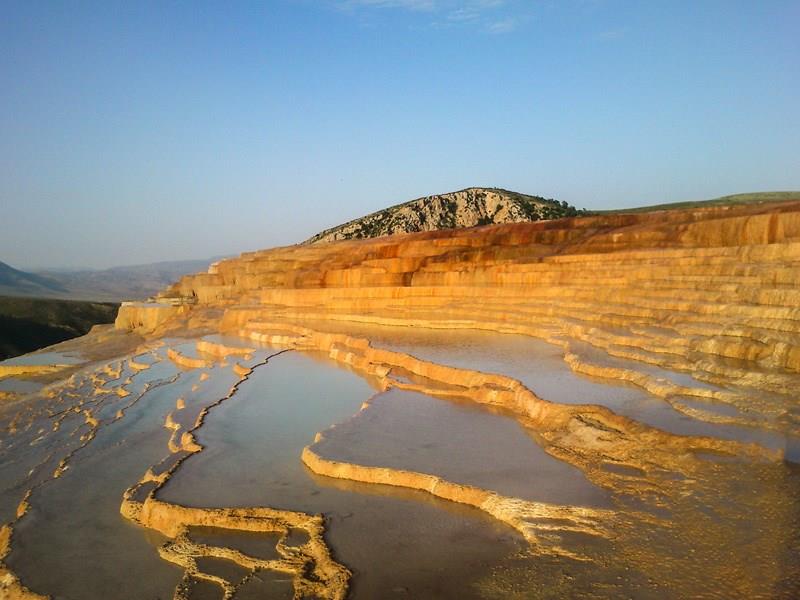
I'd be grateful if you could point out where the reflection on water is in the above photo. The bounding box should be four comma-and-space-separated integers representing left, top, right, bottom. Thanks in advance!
289, 323, 800, 597
314, 388, 611, 508
188, 526, 282, 561
2, 329, 799, 599
158, 351, 527, 599
329, 323, 795, 453
0, 378, 43, 394
0, 351, 83, 366
5, 354, 188, 599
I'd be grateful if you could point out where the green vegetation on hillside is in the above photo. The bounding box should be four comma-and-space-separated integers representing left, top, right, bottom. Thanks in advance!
306, 187, 589, 244
0, 296, 119, 360
596, 191, 800, 214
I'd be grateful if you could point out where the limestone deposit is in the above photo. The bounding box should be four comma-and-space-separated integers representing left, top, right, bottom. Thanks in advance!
122, 198, 800, 395
109, 197, 800, 596
3, 197, 800, 599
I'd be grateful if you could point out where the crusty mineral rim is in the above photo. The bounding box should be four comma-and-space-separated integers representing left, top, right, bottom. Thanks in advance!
0, 325, 791, 598
237, 322, 778, 457
120, 492, 350, 600
117, 342, 352, 600
300, 439, 616, 563
0, 351, 167, 600
215, 300, 800, 437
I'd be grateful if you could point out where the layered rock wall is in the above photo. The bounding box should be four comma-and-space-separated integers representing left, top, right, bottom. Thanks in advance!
120, 199, 800, 392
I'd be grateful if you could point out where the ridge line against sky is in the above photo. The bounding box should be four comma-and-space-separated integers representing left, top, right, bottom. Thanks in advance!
1, 0, 798, 269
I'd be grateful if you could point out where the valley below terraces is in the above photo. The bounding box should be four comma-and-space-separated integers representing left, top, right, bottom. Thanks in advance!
2, 199, 800, 599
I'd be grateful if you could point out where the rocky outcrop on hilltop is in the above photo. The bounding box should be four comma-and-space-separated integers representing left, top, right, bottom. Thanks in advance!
304, 187, 584, 244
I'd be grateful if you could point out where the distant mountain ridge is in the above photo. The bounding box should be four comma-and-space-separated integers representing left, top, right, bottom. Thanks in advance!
0, 258, 224, 302
0, 261, 67, 297
305, 187, 585, 244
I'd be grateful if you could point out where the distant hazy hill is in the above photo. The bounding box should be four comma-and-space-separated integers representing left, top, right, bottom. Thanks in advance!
0, 295, 118, 360
0, 261, 68, 297
0, 258, 223, 302
305, 187, 585, 244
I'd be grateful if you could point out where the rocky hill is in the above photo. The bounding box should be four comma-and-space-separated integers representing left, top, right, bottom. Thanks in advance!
0, 261, 67, 297
305, 187, 584, 244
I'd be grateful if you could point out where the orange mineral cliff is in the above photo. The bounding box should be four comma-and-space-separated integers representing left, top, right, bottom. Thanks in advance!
116, 199, 800, 391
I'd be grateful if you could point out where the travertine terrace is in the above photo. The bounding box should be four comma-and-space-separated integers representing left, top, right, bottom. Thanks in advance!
133, 199, 800, 389
2, 199, 799, 599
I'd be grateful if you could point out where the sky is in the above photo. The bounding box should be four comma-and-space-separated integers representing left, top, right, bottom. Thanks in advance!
1, 1, 798, 269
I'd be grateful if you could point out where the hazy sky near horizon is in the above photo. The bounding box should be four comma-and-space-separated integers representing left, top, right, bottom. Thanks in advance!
2, 1, 798, 269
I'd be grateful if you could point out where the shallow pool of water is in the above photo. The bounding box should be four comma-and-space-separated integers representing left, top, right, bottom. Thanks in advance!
321, 323, 791, 452
0, 378, 44, 394
4, 332, 799, 599
158, 351, 528, 599
1, 350, 83, 366
314, 388, 611, 508
6, 357, 190, 599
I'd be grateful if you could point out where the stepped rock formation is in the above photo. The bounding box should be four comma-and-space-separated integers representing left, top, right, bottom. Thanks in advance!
4, 196, 800, 599
111, 193, 800, 595
126, 198, 800, 389
304, 187, 583, 244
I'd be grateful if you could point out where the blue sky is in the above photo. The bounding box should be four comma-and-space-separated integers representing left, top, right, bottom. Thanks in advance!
1, 0, 798, 269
